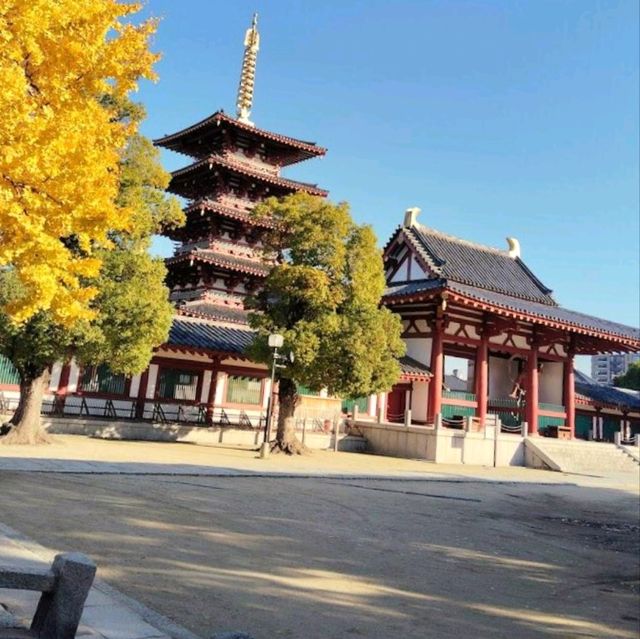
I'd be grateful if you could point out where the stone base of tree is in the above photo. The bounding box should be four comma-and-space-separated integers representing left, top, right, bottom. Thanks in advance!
269, 436, 309, 455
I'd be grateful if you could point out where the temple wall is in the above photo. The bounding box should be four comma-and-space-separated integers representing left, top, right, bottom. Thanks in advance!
405, 337, 432, 367
67, 361, 80, 393
129, 375, 141, 398
214, 372, 226, 404
200, 370, 213, 403
49, 362, 62, 391
146, 364, 159, 398
489, 357, 514, 398
410, 381, 429, 423
539, 361, 563, 405
353, 420, 525, 467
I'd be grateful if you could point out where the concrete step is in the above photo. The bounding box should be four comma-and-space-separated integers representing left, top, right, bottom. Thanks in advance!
527, 438, 640, 474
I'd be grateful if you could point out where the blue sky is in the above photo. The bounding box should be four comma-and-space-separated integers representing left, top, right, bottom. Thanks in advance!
136, 0, 639, 371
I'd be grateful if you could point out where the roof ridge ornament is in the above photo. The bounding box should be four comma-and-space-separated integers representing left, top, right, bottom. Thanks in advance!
403, 206, 421, 228
236, 13, 260, 126
506, 237, 521, 259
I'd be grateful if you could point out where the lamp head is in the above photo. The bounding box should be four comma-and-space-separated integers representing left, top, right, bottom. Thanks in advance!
268, 333, 284, 349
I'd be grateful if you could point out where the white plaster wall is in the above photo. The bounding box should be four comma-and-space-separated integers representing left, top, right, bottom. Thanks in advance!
49, 362, 62, 391
262, 378, 271, 409
405, 337, 432, 367
539, 361, 563, 405
67, 361, 80, 393
367, 394, 377, 417
489, 357, 513, 399
146, 364, 159, 399
129, 375, 141, 398
389, 260, 408, 282
377, 392, 387, 419
409, 256, 425, 279
214, 372, 227, 405
200, 370, 212, 404
410, 381, 429, 423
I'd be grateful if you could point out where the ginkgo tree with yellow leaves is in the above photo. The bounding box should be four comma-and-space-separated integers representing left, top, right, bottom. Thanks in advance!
0, 0, 159, 325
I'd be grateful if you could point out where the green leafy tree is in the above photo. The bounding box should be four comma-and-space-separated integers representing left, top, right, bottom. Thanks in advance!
0, 101, 183, 444
613, 361, 640, 391
247, 193, 405, 454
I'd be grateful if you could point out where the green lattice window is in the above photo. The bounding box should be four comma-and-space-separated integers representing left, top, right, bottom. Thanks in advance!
538, 415, 565, 430
79, 364, 126, 395
226, 375, 262, 405
0, 355, 20, 385
297, 384, 320, 397
575, 413, 592, 440
342, 397, 369, 414
443, 390, 477, 402
157, 369, 199, 401
442, 404, 476, 419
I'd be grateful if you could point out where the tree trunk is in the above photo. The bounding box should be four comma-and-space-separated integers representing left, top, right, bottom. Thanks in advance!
272, 377, 308, 455
1, 369, 52, 445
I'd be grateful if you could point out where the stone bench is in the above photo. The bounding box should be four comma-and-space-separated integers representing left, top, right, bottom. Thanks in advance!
0, 553, 96, 638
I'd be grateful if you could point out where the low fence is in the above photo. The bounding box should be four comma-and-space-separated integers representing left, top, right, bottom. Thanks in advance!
38, 416, 365, 451
0, 392, 344, 434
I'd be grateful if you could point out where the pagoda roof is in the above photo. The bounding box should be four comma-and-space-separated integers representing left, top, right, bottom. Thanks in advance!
388, 223, 555, 305
154, 111, 326, 166
574, 370, 640, 411
167, 316, 254, 357
184, 199, 276, 228
177, 298, 250, 325
385, 279, 640, 346
168, 155, 327, 198
167, 247, 271, 278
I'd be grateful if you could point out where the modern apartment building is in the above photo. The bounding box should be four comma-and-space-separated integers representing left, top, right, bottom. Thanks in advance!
591, 353, 640, 385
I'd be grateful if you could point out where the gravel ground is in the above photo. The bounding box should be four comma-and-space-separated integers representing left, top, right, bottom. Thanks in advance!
0, 463, 638, 639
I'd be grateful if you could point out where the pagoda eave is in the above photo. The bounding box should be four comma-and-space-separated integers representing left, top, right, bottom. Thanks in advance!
168, 155, 327, 199
167, 250, 271, 278
154, 111, 326, 166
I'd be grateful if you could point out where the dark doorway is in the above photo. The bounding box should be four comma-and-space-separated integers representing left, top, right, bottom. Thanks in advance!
387, 383, 411, 423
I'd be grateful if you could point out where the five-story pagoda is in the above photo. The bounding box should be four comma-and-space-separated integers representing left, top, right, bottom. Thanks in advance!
148, 15, 326, 424
155, 14, 326, 327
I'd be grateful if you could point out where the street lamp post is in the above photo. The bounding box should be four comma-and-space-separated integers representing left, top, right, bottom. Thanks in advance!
260, 333, 284, 458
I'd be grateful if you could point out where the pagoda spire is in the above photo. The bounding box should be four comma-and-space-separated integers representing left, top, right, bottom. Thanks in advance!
236, 13, 260, 126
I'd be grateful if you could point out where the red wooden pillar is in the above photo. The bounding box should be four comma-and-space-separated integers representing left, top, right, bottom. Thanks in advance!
563, 351, 575, 439
135, 369, 149, 419
475, 333, 488, 426
428, 320, 444, 423
55, 363, 72, 413
56, 363, 71, 396
526, 347, 539, 435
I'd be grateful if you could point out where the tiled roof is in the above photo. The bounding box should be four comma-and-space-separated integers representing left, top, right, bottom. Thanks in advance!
385, 279, 445, 298
384, 279, 640, 343
168, 317, 254, 355
447, 282, 640, 342
154, 111, 327, 163
169, 155, 327, 197
406, 224, 555, 304
167, 249, 271, 277
399, 355, 432, 380
574, 370, 640, 411
177, 300, 250, 325
444, 374, 468, 392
